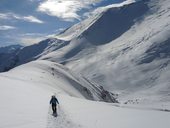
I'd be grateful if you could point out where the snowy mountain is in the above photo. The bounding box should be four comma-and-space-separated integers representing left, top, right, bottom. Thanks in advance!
42, 0, 170, 106
1, 0, 170, 127
1, 0, 170, 105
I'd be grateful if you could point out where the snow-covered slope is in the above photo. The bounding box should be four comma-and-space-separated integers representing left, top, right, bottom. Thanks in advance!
2, 60, 117, 102
1, 0, 170, 127
0, 60, 170, 128
55, 0, 137, 41
39, 0, 170, 106
1, 0, 170, 108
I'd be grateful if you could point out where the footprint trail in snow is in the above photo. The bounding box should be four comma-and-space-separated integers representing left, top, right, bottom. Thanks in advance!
46, 106, 82, 128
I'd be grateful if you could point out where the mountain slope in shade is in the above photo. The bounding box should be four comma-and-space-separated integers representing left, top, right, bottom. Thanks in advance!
0, 44, 21, 54
0, 45, 22, 72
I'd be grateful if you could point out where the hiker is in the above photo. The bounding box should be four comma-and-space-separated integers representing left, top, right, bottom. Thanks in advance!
50, 95, 59, 114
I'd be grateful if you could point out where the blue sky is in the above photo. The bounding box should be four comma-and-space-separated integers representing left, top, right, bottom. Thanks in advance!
0, 0, 125, 47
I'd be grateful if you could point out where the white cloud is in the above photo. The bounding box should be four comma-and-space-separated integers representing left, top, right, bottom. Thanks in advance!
29, 0, 42, 2
23, 16, 44, 24
0, 25, 16, 30
18, 32, 52, 46
0, 13, 44, 24
0, 13, 10, 19
37, 0, 102, 21
19, 37, 45, 46
17, 28, 67, 45
17, 33, 45, 45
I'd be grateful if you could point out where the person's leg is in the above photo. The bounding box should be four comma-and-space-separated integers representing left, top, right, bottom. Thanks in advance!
54, 104, 56, 113
52, 104, 55, 114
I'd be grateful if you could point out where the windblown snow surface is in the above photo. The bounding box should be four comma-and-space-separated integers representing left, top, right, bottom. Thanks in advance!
1, 0, 170, 128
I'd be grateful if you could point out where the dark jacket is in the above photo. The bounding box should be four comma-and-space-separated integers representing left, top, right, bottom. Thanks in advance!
50, 97, 59, 105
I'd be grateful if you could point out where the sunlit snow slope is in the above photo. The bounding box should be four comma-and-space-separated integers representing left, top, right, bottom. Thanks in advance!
1, 60, 170, 128
40, 0, 170, 106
